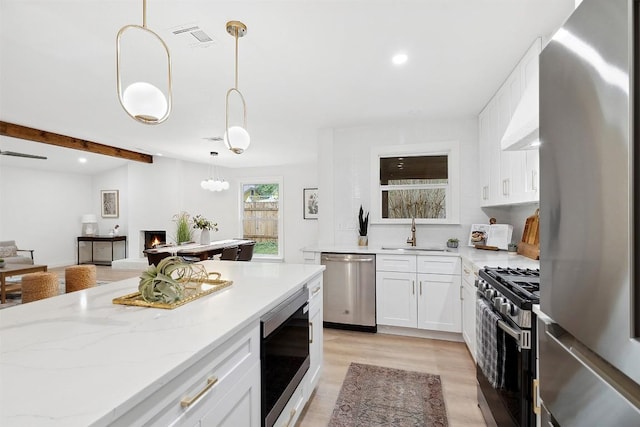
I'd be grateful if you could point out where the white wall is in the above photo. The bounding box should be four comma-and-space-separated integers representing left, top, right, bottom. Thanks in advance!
0, 165, 92, 267
318, 118, 491, 248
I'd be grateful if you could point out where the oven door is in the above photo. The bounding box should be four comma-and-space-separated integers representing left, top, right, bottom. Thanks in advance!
261, 289, 310, 427
477, 302, 536, 427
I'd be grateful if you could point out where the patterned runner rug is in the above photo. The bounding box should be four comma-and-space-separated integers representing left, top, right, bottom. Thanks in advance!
329, 362, 449, 427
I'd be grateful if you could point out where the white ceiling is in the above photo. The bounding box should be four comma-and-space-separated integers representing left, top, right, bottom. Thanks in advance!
0, 0, 574, 173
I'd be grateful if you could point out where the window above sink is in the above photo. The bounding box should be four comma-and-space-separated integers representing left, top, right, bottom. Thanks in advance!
370, 141, 460, 225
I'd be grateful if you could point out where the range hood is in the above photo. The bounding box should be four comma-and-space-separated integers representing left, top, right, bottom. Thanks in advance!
501, 79, 540, 150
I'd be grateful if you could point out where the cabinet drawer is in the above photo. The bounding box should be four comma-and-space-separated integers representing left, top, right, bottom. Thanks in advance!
376, 254, 417, 272
113, 322, 260, 426
302, 251, 320, 264
462, 260, 478, 286
307, 274, 323, 307
417, 256, 460, 275
274, 378, 305, 427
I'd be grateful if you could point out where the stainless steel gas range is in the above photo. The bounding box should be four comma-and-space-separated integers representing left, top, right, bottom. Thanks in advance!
476, 267, 540, 427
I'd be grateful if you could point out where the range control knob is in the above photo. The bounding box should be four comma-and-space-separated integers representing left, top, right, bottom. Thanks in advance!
506, 303, 518, 316
493, 297, 506, 311
484, 289, 496, 299
478, 281, 487, 292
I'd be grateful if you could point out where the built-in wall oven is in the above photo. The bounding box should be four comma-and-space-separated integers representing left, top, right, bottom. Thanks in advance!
260, 287, 310, 427
476, 267, 539, 427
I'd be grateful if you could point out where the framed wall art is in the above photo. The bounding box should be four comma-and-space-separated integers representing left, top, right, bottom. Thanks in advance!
303, 188, 318, 219
101, 190, 119, 218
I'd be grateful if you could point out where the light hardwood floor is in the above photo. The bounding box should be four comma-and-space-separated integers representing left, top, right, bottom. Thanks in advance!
56, 266, 486, 426
298, 328, 486, 426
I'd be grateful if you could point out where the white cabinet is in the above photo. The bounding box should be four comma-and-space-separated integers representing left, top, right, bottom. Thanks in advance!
461, 260, 478, 362
478, 38, 541, 207
302, 250, 321, 264
113, 323, 261, 426
376, 254, 461, 333
376, 271, 418, 327
307, 275, 323, 397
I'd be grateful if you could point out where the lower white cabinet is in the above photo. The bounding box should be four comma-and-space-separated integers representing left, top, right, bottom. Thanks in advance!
376, 271, 417, 327
113, 322, 261, 426
198, 361, 261, 427
417, 273, 462, 333
461, 261, 478, 361
307, 275, 324, 397
376, 254, 461, 333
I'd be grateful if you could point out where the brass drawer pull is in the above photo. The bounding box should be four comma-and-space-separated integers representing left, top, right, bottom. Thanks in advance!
180, 376, 218, 408
285, 408, 297, 427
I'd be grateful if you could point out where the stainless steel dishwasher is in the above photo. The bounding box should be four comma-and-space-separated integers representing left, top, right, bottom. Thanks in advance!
321, 253, 376, 332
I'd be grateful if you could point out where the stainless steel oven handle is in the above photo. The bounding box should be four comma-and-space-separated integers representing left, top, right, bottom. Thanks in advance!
498, 319, 531, 349
322, 256, 374, 262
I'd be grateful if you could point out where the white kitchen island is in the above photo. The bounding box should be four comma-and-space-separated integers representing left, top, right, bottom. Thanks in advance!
0, 261, 324, 427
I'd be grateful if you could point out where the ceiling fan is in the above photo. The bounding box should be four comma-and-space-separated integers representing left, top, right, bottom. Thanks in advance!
0, 150, 47, 160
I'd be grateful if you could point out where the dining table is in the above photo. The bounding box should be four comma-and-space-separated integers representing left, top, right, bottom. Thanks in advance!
143, 239, 255, 261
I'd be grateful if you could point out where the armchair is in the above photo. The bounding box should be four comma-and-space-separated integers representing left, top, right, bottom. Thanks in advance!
0, 240, 35, 265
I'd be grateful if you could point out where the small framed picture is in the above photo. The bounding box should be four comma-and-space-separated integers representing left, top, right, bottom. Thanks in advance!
303, 188, 318, 220
101, 190, 119, 218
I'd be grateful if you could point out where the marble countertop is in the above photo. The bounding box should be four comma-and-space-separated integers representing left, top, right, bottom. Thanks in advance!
302, 245, 540, 271
0, 261, 324, 426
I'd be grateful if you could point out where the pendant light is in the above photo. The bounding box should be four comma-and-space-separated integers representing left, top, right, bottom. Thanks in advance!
224, 21, 250, 154
116, 0, 172, 124
200, 152, 229, 192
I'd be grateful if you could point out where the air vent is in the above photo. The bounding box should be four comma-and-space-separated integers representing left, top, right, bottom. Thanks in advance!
169, 23, 216, 48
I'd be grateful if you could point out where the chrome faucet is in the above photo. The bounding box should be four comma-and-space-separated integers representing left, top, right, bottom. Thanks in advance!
406, 217, 417, 246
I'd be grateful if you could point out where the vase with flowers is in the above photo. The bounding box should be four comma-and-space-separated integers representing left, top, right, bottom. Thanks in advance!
192, 214, 219, 245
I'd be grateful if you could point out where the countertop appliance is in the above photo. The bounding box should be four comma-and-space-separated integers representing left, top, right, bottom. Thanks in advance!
539, 0, 640, 424
321, 253, 376, 332
260, 287, 310, 427
476, 267, 540, 426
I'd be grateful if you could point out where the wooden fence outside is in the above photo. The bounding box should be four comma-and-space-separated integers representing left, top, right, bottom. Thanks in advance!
243, 201, 278, 242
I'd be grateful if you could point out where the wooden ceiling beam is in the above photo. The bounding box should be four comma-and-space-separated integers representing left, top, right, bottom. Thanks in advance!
0, 121, 153, 164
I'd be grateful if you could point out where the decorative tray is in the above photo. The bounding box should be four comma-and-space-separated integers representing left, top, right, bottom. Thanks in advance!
113, 274, 233, 310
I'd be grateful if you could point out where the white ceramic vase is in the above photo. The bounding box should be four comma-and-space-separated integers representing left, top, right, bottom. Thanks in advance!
200, 229, 211, 245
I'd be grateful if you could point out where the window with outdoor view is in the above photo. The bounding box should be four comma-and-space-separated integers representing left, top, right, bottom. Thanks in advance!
371, 142, 460, 224
240, 179, 283, 258
380, 155, 448, 219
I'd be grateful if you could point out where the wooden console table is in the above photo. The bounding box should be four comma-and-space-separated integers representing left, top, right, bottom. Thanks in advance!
0, 264, 48, 303
77, 235, 127, 266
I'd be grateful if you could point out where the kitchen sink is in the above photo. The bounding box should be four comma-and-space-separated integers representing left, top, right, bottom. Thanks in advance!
381, 245, 448, 252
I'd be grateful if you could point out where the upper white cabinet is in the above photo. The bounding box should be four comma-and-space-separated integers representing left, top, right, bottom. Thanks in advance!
479, 38, 541, 207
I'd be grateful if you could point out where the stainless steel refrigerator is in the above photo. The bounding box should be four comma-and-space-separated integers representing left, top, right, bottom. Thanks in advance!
539, 0, 640, 424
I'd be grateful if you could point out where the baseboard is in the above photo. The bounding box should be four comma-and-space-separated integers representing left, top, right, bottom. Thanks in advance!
376, 325, 464, 342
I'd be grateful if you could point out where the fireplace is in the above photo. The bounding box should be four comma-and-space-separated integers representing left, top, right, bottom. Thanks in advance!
142, 230, 167, 255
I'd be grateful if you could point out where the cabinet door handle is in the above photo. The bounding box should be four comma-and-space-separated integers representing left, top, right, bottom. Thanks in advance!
309, 321, 313, 344
285, 408, 297, 427
180, 376, 219, 407
412, 280, 415, 295
532, 170, 538, 191
311, 286, 321, 296
419, 281, 422, 296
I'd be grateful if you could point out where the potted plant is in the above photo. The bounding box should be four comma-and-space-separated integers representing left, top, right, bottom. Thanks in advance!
446, 238, 459, 249
172, 212, 193, 245
0, 258, 5, 268
358, 205, 369, 246
192, 214, 219, 245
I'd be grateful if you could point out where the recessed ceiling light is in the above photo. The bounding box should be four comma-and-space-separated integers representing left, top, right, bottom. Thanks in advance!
530, 140, 541, 147
156, 153, 164, 156
78, 157, 87, 163
392, 53, 408, 65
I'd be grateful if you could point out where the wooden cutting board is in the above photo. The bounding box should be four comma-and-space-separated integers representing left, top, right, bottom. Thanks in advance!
517, 209, 540, 260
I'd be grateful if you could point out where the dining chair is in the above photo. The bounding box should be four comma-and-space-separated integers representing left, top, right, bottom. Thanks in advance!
220, 246, 239, 260
236, 242, 255, 261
